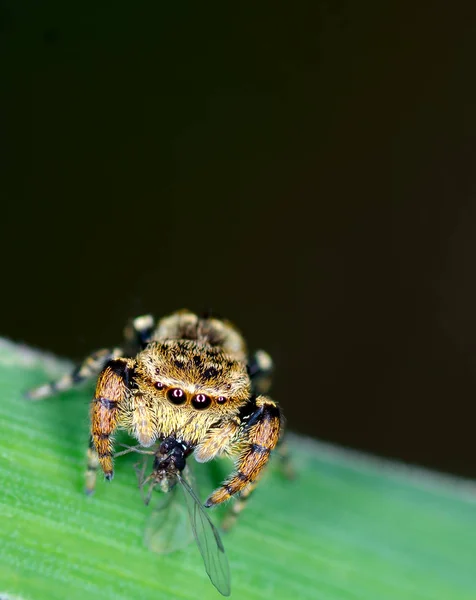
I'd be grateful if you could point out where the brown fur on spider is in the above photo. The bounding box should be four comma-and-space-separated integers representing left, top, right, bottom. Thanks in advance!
27, 309, 283, 510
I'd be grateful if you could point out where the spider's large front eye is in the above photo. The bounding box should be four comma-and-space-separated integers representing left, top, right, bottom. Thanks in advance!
192, 393, 211, 410
167, 388, 186, 405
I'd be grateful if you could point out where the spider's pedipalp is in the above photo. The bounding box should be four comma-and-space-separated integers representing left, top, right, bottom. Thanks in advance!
205, 395, 281, 507
194, 419, 240, 463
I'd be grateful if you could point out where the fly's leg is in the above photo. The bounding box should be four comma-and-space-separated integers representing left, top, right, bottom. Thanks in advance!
205, 395, 282, 507
25, 347, 123, 400
86, 435, 149, 495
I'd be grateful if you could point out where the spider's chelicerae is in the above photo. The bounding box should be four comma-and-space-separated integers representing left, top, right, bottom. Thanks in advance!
27, 309, 283, 514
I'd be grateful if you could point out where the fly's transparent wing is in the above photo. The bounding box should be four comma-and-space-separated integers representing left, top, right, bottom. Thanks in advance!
136, 454, 193, 554
177, 472, 231, 597
144, 484, 194, 554
135, 453, 230, 595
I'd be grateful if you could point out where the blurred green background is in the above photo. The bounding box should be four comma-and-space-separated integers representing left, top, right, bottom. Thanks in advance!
2, 2, 476, 477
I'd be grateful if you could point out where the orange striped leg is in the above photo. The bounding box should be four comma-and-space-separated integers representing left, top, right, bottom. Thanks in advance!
205, 395, 282, 507
90, 358, 134, 479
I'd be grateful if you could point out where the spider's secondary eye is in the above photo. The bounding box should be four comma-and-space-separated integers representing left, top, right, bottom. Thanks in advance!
167, 388, 186, 404
217, 396, 227, 404
155, 381, 165, 390
192, 393, 211, 410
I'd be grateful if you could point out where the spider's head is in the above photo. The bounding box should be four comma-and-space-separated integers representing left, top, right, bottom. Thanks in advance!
135, 339, 251, 413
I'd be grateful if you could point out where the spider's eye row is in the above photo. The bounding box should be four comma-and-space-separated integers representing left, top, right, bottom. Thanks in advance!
167, 388, 186, 404
162, 387, 226, 408
192, 393, 211, 410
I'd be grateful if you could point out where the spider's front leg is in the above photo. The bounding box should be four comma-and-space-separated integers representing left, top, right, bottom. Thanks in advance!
205, 395, 282, 507
90, 358, 135, 480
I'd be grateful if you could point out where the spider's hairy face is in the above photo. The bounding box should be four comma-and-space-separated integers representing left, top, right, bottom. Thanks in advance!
134, 339, 251, 419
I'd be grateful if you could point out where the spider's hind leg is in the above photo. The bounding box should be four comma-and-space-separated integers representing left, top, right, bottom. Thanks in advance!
275, 437, 295, 480
25, 347, 123, 400
221, 477, 260, 531
123, 314, 156, 352
85, 436, 100, 495
220, 433, 294, 529
248, 350, 274, 395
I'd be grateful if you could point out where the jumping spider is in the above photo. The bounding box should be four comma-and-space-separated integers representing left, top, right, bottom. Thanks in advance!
27, 309, 283, 512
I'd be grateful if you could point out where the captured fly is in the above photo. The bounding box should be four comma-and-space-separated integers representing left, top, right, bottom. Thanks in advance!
116, 437, 231, 596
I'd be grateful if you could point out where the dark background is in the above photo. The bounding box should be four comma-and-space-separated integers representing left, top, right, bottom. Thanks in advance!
2, 2, 476, 478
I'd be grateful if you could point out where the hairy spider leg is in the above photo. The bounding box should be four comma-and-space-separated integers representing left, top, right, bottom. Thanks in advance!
25, 316, 157, 491
25, 347, 123, 400
123, 314, 156, 351
90, 358, 135, 480
205, 395, 282, 507
25, 315, 156, 401
275, 438, 295, 480
217, 348, 278, 525
248, 349, 274, 395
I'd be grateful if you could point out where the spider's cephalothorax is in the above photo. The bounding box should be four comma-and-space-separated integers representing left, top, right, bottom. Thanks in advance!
27, 310, 282, 508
